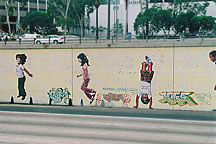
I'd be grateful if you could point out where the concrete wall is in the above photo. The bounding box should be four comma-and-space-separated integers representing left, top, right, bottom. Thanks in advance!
0, 46, 215, 111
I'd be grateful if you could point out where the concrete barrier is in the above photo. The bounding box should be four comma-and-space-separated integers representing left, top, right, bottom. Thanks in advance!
0, 46, 215, 111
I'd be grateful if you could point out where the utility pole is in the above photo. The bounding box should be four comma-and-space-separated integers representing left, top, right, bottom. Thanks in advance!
95, 0, 99, 40
46, 0, 48, 13
107, 0, 110, 39
37, 0, 39, 11
17, 2, 20, 38
146, 0, 149, 41
125, 0, 128, 38
28, 0, 30, 12
115, 0, 118, 41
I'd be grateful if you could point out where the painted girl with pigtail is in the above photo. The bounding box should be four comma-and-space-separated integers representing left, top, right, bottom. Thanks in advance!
77, 53, 96, 104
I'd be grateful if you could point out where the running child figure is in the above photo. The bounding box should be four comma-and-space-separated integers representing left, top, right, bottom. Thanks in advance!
16, 54, 33, 100
209, 50, 216, 90
134, 56, 154, 109
77, 53, 96, 104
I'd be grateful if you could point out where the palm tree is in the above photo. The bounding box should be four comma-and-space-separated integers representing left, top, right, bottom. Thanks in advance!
3, 0, 11, 35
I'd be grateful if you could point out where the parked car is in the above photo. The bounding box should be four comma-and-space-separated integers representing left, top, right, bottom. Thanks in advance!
20, 33, 41, 41
1, 35, 10, 41
35, 35, 64, 45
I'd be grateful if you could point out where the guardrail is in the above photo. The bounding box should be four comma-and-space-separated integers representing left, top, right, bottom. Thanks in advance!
1, 35, 216, 48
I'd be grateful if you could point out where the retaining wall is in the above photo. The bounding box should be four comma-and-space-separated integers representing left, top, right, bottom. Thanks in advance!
0, 46, 215, 111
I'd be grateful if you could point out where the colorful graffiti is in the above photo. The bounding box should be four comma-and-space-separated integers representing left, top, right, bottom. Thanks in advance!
103, 93, 123, 102
121, 93, 132, 107
96, 93, 102, 105
103, 87, 138, 95
159, 91, 198, 106
95, 92, 132, 107
194, 93, 211, 105
47, 88, 71, 103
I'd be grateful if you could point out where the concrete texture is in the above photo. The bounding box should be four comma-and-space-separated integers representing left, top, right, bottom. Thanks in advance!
0, 109, 215, 144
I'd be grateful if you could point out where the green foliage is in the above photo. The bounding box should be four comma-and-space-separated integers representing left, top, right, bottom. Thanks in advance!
170, 0, 209, 16
112, 23, 124, 35
48, 0, 106, 32
21, 11, 57, 35
134, 8, 173, 36
134, 6, 216, 37
195, 16, 216, 34
174, 11, 216, 34
174, 11, 199, 33
134, 12, 149, 36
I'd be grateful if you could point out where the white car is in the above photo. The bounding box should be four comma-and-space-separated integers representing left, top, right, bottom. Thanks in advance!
35, 35, 64, 44
1, 35, 10, 41
20, 33, 41, 41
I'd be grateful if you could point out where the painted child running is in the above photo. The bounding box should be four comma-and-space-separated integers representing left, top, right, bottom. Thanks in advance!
77, 53, 96, 104
16, 54, 33, 100
134, 56, 154, 109
209, 50, 216, 90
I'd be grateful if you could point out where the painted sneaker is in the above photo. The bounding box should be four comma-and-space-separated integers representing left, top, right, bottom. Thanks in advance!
17, 95, 22, 98
21, 96, 26, 100
90, 92, 96, 104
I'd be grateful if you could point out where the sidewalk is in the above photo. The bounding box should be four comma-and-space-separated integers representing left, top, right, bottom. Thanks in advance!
0, 103, 215, 121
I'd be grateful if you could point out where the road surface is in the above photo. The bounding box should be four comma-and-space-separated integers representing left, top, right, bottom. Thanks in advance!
0, 110, 215, 144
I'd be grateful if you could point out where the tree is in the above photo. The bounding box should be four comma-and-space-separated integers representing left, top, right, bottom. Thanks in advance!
195, 16, 216, 35
170, 0, 209, 16
48, 0, 105, 38
174, 11, 199, 34
151, 8, 173, 37
98, 26, 106, 36
134, 12, 149, 38
134, 8, 173, 38
2, 0, 28, 35
21, 11, 57, 35
48, 0, 71, 40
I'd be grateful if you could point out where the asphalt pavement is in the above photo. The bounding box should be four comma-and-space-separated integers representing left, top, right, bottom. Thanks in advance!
0, 110, 215, 144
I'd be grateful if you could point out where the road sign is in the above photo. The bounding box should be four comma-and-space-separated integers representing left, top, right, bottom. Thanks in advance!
113, 6, 119, 10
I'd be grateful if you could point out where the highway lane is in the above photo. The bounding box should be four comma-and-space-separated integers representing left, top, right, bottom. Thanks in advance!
0, 111, 215, 144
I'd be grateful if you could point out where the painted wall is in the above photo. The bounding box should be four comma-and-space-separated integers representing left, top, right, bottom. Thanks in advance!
0, 47, 215, 111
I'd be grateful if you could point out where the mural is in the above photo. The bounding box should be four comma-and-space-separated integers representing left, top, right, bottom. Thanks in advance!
194, 93, 211, 105
95, 92, 132, 107
209, 50, 216, 90
77, 53, 96, 104
134, 56, 154, 109
159, 91, 198, 106
103, 87, 138, 95
47, 88, 71, 104
121, 93, 132, 107
16, 54, 33, 101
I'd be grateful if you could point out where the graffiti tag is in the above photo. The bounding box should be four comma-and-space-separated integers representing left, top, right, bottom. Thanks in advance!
121, 93, 131, 107
103, 93, 123, 102
47, 88, 71, 103
103, 87, 138, 95
96, 92, 132, 107
159, 91, 198, 106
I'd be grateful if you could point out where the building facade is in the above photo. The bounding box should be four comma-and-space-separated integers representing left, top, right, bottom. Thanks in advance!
0, 0, 47, 34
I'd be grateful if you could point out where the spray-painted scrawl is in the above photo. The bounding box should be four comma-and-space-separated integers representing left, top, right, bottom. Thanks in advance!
95, 92, 132, 107
159, 91, 198, 106
47, 88, 71, 103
